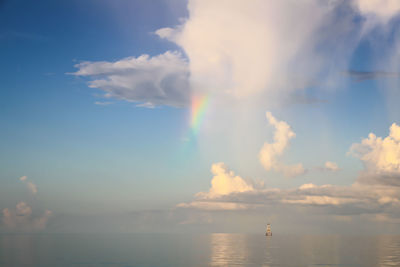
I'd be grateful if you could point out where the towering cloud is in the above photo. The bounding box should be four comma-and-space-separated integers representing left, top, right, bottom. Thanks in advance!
259, 112, 305, 177
156, 0, 344, 99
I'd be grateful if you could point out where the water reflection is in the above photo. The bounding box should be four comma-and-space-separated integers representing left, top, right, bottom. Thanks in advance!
0, 234, 400, 266
209, 233, 249, 266
377, 236, 400, 267
208, 234, 400, 267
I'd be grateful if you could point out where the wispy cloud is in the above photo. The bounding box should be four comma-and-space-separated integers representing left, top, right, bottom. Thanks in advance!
0, 31, 47, 41
94, 101, 113, 106
344, 70, 400, 82
315, 161, 340, 172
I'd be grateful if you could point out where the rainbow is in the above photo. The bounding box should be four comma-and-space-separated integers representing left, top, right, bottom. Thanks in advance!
190, 94, 210, 135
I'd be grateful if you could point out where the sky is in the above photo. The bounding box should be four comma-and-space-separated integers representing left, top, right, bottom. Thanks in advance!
1, 0, 400, 234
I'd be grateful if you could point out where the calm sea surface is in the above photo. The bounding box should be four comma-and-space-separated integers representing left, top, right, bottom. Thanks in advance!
0, 233, 399, 266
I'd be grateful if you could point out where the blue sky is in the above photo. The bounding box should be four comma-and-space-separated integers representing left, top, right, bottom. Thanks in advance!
0, 0, 195, 211
2, 0, 400, 233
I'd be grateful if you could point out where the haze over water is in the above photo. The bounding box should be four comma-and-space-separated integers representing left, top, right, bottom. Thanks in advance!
1, 234, 400, 267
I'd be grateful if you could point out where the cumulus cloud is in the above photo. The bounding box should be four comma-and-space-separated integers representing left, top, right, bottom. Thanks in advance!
19, 176, 37, 194
179, 162, 400, 219
180, 122, 400, 218
259, 112, 305, 177
196, 163, 255, 199
2, 202, 52, 231
350, 123, 400, 173
349, 123, 400, 190
71, 51, 190, 107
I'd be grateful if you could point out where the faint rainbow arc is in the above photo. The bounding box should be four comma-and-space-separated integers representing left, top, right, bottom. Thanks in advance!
190, 94, 210, 135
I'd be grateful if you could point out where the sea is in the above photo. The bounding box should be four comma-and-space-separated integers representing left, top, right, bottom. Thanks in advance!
0, 233, 399, 266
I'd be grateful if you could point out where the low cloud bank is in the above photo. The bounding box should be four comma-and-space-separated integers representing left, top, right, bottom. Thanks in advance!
2, 202, 51, 231
179, 122, 400, 223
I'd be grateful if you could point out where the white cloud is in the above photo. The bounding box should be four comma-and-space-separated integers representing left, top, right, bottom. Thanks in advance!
71, 51, 190, 107
299, 183, 317, 190
94, 101, 113, 106
2, 202, 52, 231
350, 123, 400, 173
156, 0, 367, 102
196, 162, 254, 199
71, 1, 400, 109
324, 161, 340, 172
282, 195, 359, 206
178, 157, 400, 218
259, 112, 305, 177
353, 0, 400, 25
19, 176, 37, 194
177, 201, 254, 211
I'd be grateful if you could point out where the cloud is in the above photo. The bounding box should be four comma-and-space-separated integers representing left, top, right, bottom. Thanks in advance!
344, 70, 400, 82
0, 31, 47, 41
350, 123, 400, 173
180, 122, 400, 217
155, 0, 379, 102
94, 101, 113, 106
16, 201, 32, 216
177, 201, 254, 211
195, 162, 255, 199
1, 176, 51, 232
179, 163, 400, 217
71, 1, 400, 108
2, 202, 52, 231
323, 161, 340, 172
353, 0, 400, 25
349, 123, 400, 189
259, 112, 305, 177
71, 51, 190, 108
19, 176, 37, 194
